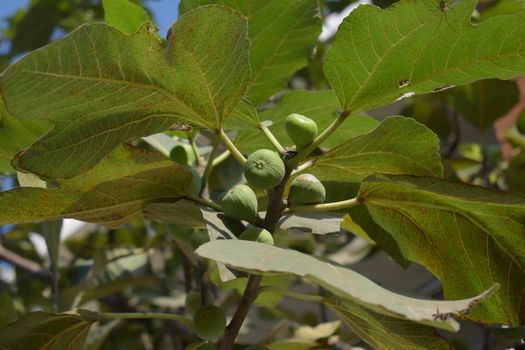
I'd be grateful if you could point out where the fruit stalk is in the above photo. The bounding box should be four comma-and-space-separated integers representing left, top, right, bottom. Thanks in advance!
259, 123, 286, 155
218, 129, 247, 165
185, 193, 222, 211
287, 110, 350, 169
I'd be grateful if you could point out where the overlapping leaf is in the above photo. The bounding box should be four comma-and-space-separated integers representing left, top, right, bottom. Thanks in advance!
307, 117, 443, 182
0, 145, 191, 226
327, 298, 451, 350
180, 0, 322, 105
0, 6, 250, 179
325, 0, 525, 112
359, 174, 525, 324
234, 90, 378, 153
102, 0, 150, 35
0, 311, 98, 350
196, 240, 497, 331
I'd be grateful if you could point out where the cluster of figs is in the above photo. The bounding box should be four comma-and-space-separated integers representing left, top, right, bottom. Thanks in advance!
173, 114, 326, 344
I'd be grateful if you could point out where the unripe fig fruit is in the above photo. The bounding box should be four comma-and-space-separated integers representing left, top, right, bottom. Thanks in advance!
288, 174, 326, 206
285, 113, 318, 148
244, 149, 285, 190
221, 184, 258, 222
193, 305, 226, 340
189, 231, 209, 249
239, 225, 274, 245
185, 291, 201, 317
170, 144, 195, 166
187, 167, 202, 196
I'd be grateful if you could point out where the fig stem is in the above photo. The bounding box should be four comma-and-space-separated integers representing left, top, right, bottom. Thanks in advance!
185, 193, 222, 212
218, 129, 247, 165
211, 150, 231, 168
100, 312, 192, 328
200, 137, 220, 196
283, 196, 360, 213
291, 160, 313, 176
258, 286, 324, 303
259, 123, 286, 155
287, 110, 350, 169
189, 134, 202, 166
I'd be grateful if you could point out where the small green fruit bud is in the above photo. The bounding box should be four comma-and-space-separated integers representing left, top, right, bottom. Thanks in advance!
285, 113, 318, 148
288, 174, 326, 206
221, 184, 258, 222
239, 225, 274, 245
193, 305, 226, 340
185, 291, 201, 317
170, 144, 195, 166
244, 149, 285, 190
189, 231, 209, 249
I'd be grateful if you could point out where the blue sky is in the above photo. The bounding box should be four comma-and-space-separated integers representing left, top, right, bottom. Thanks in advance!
0, 0, 179, 36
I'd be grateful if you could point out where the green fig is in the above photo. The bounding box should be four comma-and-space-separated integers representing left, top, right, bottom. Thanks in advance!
186, 166, 202, 196
170, 143, 195, 166
239, 225, 274, 245
185, 291, 201, 317
193, 305, 226, 340
285, 113, 318, 148
288, 174, 326, 206
244, 149, 285, 190
189, 231, 210, 249
221, 184, 258, 222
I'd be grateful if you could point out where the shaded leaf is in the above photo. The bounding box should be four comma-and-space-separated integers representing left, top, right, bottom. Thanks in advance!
327, 298, 451, 350
359, 174, 525, 324
278, 212, 341, 235
308, 117, 443, 183
506, 152, 525, 196
196, 240, 497, 331
0, 311, 98, 350
234, 90, 378, 153
83, 319, 121, 350
180, 0, 322, 105
325, 0, 525, 112
0, 145, 191, 226
1, 6, 249, 179
144, 199, 206, 228
401, 94, 451, 137
448, 79, 519, 130
102, 0, 149, 35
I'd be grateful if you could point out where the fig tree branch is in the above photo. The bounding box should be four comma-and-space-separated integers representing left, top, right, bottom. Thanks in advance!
287, 110, 350, 169
218, 129, 247, 165
259, 123, 286, 155
211, 150, 231, 168
283, 197, 360, 213
185, 193, 222, 211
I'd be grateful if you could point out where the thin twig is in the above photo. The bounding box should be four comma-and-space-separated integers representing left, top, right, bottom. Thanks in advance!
0, 244, 49, 279
218, 129, 246, 165
283, 197, 360, 214
100, 312, 192, 328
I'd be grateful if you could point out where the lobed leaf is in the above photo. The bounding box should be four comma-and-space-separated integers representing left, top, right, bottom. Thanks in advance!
307, 117, 443, 183
0, 145, 191, 226
0, 6, 250, 179
325, 0, 525, 112
180, 0, 322, 105
102, 0, 150, 35
359, 174, 525, 324
196, 239, 497, 332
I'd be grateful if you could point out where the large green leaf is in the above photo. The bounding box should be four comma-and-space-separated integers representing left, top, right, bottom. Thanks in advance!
180, 0, 322, 105
196, 240, 497, 332
0, 97, 52, 173
102, 0, 149, 35
308, 117, 443, 183
448, 79, 519, 130
359, 174, 525, 325
327, 298, 451, 350
0, 6, 250, 179
234, 90, 379, 154
0, 311, 98, 350
0, 145, 191, 226
325, 0, 525, 112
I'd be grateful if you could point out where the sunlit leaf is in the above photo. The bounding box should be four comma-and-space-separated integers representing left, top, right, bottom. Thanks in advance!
325, 0, 525, 112
102, 0, 149, 35
359, 174, 525, 324
308, 117, 443, 183
0, 145, 191, 226
1, 6, 249, 179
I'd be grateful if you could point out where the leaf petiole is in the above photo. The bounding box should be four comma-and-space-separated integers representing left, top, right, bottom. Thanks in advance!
100, 312, 192, 328
185, 193, 222, 212
259, 123, 286, 155
283, 197, 360, 213
218, 129, 247, 165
